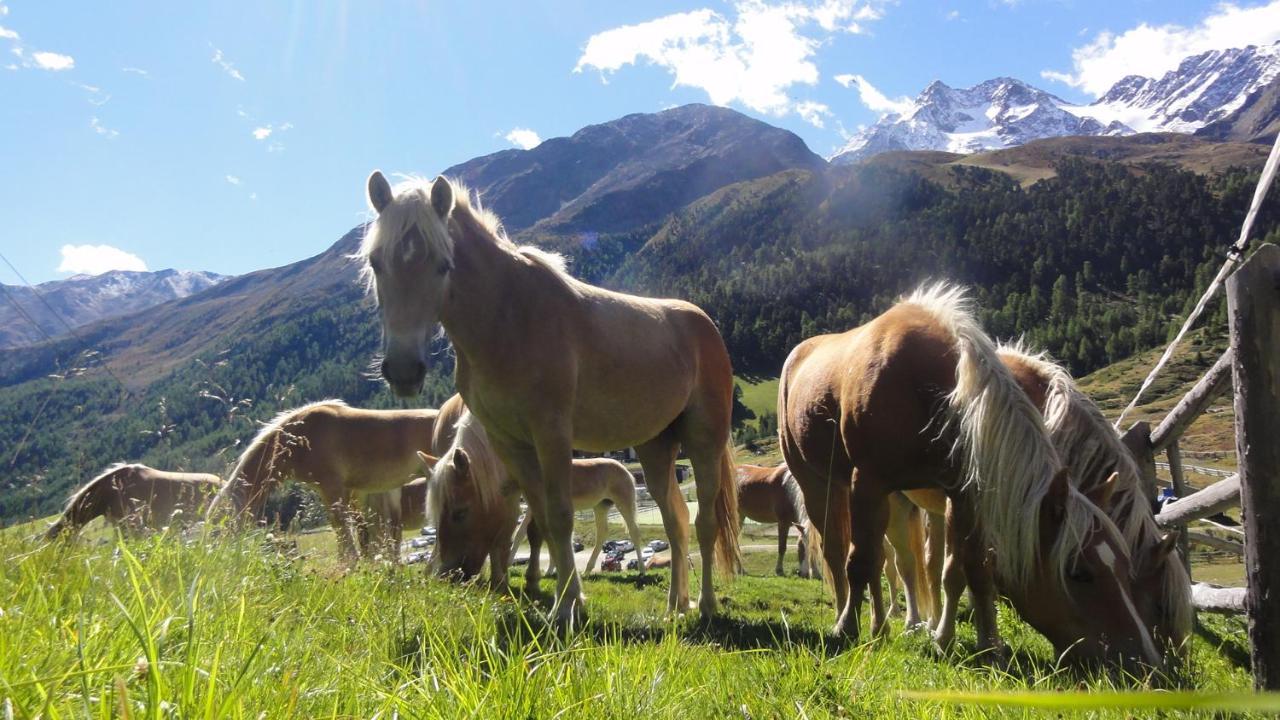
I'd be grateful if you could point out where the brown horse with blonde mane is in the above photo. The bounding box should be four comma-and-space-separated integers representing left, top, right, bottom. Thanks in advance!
45, 463, 221, 540
733, 463, 820, 578
206, 399, 438, 560
778, 284, 1161, 669
361, 172, 740, 626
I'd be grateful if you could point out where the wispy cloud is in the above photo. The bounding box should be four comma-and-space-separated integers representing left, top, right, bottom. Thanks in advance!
211, 46, 244, 81
0, 25, 17, 40
31, 50, 73, 71
575, 1, 889, 121
224, 174, 241, 185
795, 100, 831, 128
1044, 0, 1280, 96
252, 126, 272, 140
75, 82, 111, 106
90, 116, 118, 139
503, 127, 542, 149
945, 9, 961, 21
834, 73, 914, 116
57, 244, 147, 275
122, 66, 149, 77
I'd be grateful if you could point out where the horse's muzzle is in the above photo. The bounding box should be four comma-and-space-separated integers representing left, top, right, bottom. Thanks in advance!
382, 358, 426, 397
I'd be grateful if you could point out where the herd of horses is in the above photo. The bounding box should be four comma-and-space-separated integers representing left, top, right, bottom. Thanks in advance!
40, 172, 1195, 675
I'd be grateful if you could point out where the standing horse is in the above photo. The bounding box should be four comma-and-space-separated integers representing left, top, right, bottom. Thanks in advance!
508, 457, 646, 579
360, 172, 740, 626
206, 399, 438, 560
778, 284, 1161, 669
733, 464, 820, 577
45, 463, 221, 540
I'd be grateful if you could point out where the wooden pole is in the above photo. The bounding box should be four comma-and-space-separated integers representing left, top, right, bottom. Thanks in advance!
1150, 350, 1234, 452
1121, 421, 1158, 502
1227, 243, 1280, 690
1155, 474, 1240, 527
1167, 440, 1192, 573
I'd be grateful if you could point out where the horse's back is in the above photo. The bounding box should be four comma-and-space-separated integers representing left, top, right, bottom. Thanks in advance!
735, 464, 787, 524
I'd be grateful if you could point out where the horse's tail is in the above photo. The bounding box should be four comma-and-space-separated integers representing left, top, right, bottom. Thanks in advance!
713, 448, 742, 577
906, 502, 934, 623
803, 520, 825, 582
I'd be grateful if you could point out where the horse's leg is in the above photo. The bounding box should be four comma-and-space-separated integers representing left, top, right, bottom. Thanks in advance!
634, 437, 690, 614
488, 532, 512, 595
775, 522, 788, 576
934, 500, 968, 650
839, 475, 890, 640
617, 495, 646, 575
924, 510, 945, 630
882, 539, 902, 616
585, 504, 607, 574
510, 510, 532, 567
531, 429, 585, 629
800, 476, 851, 618
796, 524, 809, 578
320, 486, 359, 563
885, 493, 923, 628
685, 443, 730, 618
958, 511, 1002, 658
525, 516, 544, 592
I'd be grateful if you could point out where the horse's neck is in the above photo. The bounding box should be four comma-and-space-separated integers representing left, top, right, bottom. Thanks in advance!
439, 224, 543, 380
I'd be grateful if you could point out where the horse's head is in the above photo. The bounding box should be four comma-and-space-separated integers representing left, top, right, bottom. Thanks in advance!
363, 171, 457, 397
1004, 469, 1164, 672
419, 449, 514, 581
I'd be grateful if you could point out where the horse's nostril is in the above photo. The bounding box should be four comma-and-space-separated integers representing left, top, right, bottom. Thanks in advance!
413, 360, 427, 381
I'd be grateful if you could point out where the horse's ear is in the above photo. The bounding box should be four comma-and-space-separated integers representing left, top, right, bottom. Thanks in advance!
1084, 472, 1119, 511
368, 171, 393, 214
452, 448, 470, 479
1041, 467, 1071, 524
430, 176, 455, 218
416, 451, 440, 471
1153, 531, 1180, 560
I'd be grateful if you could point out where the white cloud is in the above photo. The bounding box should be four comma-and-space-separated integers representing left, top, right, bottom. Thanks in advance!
945, 10, 961, 21
795, 100, 831, 128
57, 244, 147, 275
0, 25, 17, 40
31, 50, 73, 71
266, 141, 285, 153
834, 73, 914, 115
122, 66, 149, 76
249, 192, 258, 201
1045, 1, 1280, 96
575, 1, 888, 119
252, 126, 272, 140
504, 127, 542, 149
89, 116, 118, 139
225, 174, 241, 185
211, 47, 244, 81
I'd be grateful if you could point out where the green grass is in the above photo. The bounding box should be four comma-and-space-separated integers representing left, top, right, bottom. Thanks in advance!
0, 525, 1261, 718
735, 376, 779, 424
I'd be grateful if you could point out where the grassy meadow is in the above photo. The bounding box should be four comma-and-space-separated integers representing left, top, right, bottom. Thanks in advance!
0, 514, 1262, 719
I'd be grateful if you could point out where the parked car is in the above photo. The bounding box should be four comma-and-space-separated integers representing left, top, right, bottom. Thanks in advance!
603, 539, 635, 554
421, 526, 436, 537
647, 539, 669, 552
601, 550, 626, 572
405, 551, 429, 565
573, 538, 585, 552
409, 537, 431, 549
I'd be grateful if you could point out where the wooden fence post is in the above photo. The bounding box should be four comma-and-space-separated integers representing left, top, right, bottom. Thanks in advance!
1121, 421, 1157, 501
1167, 440, 1192, 573
1227, 243, 1280, 691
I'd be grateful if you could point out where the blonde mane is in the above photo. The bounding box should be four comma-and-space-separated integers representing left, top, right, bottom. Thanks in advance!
903, 283, 1126, 591
356, 176, 569, 289
996, 342, 1194, 636
57, 462, 133, 515
425, 408, 508, 527
781, 470, 809, 526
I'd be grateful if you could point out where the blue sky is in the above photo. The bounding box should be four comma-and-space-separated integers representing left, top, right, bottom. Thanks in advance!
2, 0, 1278, 284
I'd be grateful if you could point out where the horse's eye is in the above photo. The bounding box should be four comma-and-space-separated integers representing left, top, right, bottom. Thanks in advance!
437, 260, 453, 275
450, 509, 468, 523
1067, 562, 1094, 584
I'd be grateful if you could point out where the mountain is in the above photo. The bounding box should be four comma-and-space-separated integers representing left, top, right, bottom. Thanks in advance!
1196, 75, 1280, 144
0, 269, 223, 349
1083, 42, 1280, 133
443, 104, 825, 244
834, 42, 1280, 164
832, 78, 1130, 164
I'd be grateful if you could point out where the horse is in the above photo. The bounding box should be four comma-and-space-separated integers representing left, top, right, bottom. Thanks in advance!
413, 394, 521, 593
778, 283, 1162, 670
44, 463, 222, 540
508, 457, 646, 580
206, 399, 438, 561
899, 345, 1193, 656
360, 172, 740, 626
733, 463, 820, 578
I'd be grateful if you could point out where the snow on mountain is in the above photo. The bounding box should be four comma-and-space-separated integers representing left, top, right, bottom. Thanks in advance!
832, 78, 1129, 164
0, 269, 225, 349
833, 41, 1280, 164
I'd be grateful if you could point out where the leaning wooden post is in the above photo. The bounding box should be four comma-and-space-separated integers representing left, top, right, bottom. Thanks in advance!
1121, 421, 1158, 502
1167, 440, 1192, 574
1226, 243, 1280, 691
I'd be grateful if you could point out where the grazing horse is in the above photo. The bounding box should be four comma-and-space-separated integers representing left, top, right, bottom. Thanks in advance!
508, 457, 646, 580
206, 399, 438, 560
778, 284, 1161, 669
45, 463, 221, 540
733, 463, 819, 577
360, 172, 740, 626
